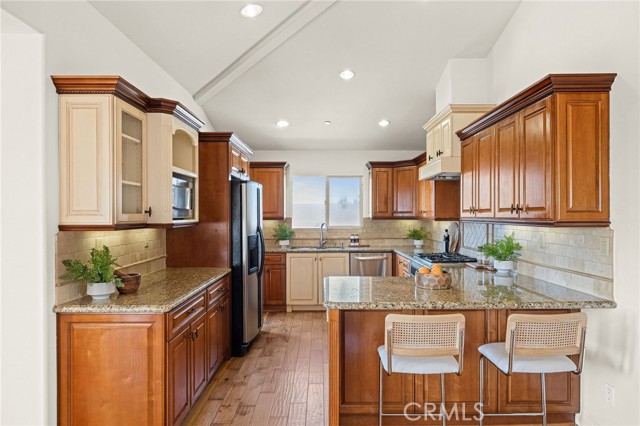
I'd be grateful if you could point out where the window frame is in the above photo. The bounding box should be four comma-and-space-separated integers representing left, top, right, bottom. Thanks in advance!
291, 175, 363, 229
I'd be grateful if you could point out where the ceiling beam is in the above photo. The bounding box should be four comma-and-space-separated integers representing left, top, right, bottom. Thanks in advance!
193, 0, 337, 105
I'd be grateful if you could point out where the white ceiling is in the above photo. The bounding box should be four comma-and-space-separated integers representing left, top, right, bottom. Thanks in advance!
63, 1, 523, 150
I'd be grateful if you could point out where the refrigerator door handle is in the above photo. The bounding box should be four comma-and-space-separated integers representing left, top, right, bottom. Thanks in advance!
257, 225, 266, 278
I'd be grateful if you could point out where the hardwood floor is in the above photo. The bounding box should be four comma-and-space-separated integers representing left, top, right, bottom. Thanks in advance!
183, 312, 329, 426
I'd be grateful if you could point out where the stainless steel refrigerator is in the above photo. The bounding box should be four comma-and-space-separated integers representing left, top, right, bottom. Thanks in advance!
230, 179, 265, 356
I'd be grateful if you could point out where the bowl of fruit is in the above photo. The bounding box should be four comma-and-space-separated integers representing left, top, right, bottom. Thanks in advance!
414, 264, 451, 290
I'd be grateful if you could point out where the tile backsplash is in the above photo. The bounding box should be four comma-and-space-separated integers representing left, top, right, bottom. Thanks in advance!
55, 228, 166, 304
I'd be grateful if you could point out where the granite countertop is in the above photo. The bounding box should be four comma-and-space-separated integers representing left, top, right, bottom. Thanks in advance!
323, 267, 616, 310
267, 246, 416, 256
54, 267, 230, 314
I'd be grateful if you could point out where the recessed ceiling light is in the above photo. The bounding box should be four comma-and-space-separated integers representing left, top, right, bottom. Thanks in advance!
240, 4, 262, 18
339, 69, 355, 80
378, 119, 390, 127
324, 121, 332, 125
276, 120, 289, 128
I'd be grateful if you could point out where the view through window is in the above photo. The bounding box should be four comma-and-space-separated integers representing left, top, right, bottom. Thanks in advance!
292, 176, 361, 228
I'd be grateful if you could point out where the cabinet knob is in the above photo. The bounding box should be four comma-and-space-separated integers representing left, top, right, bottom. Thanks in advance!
428, 155, 433, 161
144, 207, 152, 217
516, 203, 523, 212
436, 150, 443, 157
510, 204, 515, 214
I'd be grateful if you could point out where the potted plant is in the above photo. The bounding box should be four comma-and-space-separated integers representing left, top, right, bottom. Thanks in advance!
60, 245, 123, 300
273, 223, 294, 247
479, 233, 523, 274
406, 228, 428, 249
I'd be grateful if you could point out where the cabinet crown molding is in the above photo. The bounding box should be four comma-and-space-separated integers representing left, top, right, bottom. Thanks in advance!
367, 152, 425, 169
199, 132, 254, 157
251, 161, 289, 169
422, 104, 495, 131
456, 73, 616, 140
51, 75, 205, 130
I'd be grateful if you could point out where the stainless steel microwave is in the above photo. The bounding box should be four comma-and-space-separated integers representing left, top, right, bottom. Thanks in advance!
172, 173, 195, 220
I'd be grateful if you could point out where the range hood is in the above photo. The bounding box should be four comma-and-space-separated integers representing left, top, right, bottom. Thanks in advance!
419, 158, 461, 180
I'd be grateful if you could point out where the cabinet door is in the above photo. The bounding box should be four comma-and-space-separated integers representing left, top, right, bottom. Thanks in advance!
555, 93, 609, 223
475, 127, 495, 218
168, 326, 191, 426
59, 95, 114, 226
520, 97, 553, 220
240, 153, 251, 178
318, 253, 349, 302
393, 166, 417, 218
116, 99, 148, 224
426, 129, 435, 163
460, 139, 476, 218
440, 116, 452, 158
432, 124, 443, 160
252, 168, 285, 220
191, 314, 208, 402
423, 180, 435, 219
206, 303, 221, 379
286, 254, 318, 305
370, 168, 394, 218
218, 294, 231, 362
263, 263, 286, 310
495, 115, 520, 219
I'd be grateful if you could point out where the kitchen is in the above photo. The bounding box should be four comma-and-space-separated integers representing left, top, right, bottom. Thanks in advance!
1, 1, 638, 426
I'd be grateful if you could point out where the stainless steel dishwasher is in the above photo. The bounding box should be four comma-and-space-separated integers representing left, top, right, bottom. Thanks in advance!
349, 252, 392, 276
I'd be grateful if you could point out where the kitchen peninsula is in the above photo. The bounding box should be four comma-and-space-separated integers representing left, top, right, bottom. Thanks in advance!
324, 269, 615, 426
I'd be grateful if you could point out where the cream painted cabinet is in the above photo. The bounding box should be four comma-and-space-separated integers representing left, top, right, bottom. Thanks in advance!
58, 94, 149, 229
286, 252, 349, 311
147, 113, 199, 226
422, 105, 494, 168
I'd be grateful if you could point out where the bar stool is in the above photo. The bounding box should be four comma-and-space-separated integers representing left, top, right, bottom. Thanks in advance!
378, 313, 465, 426
478, 312, 587, 426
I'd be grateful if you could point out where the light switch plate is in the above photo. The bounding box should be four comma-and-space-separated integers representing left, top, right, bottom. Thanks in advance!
599, 237, 610, 257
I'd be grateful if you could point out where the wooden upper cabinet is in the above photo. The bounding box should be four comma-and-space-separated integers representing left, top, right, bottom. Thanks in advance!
370, 167, 394, 218
457, 73, 615, 226
393, 166, 418, 217
52, 76, 204, 230
251, 162, 288, 220
229, 138, 253, 180
417, 161, 459, 221
475, 127, 495, 218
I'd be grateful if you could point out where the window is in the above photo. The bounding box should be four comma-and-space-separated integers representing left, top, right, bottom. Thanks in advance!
292, 176, 362, 228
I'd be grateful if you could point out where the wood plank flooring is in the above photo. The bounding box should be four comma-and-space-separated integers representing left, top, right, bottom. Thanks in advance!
183, 312, 329, 426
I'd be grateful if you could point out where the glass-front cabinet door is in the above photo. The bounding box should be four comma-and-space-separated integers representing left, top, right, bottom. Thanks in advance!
116, 99, 148, 223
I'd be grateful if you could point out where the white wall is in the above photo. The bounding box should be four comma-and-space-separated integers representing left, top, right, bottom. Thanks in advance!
488, 2, 639, 425
251, 150, 423, 217
435, 58, 491, 111
0, 3, 215, 424
0, 11, 47, 425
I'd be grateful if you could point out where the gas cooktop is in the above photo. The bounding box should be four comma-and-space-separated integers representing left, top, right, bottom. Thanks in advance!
414, 252, 478, 264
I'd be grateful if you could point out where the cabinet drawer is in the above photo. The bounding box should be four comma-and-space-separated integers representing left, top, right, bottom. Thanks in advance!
265, 253, 285, 265
167, 292, 206, 340
207, 276, 230, 309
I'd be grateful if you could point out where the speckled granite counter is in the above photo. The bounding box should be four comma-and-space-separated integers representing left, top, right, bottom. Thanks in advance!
267, 246, 416, 256
323, 267, 616, 310
54, 267, 230, 314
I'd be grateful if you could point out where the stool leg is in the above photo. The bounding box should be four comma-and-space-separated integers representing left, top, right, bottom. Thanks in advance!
440, 373, 446, 426
478, 356, 484, 426
379, 361, 383, 426
541, 373, 547, 426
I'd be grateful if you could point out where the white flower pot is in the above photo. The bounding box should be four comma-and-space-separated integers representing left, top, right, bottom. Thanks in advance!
278, 240, 290, 247
87, 281, 116, 300
413, 240, 423, 247
493, 260, 514, 275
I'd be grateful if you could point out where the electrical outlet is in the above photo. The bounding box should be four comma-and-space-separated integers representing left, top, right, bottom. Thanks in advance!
605, 383, 615, 407
599, 237, 610, 257
95, 238, 103, 248
144, 241, 150, 249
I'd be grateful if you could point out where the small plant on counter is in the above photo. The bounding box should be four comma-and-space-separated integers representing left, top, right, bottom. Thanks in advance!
273, 223, 295, 242
60, 245, 123, 288
479, 233, 522, 261
406, 228, 428, 240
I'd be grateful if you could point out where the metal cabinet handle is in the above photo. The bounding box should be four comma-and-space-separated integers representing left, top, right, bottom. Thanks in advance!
510, 204, 515, 214
428, 155, 433, 161
516, 203, 523, 212
436, 150, 443, 157
144, 207, 152, 217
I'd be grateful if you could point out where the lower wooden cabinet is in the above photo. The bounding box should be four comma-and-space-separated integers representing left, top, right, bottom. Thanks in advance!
393, 252, 411, 277
57, 274, 231, 426
264, 253, 286, 311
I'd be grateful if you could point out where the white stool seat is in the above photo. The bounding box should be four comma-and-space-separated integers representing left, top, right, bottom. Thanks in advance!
378, 345, 459, 375
479, 342, 578, 374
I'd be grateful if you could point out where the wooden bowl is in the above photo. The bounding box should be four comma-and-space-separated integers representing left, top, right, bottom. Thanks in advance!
116, 272, 141, 294
415, 271, 451, 290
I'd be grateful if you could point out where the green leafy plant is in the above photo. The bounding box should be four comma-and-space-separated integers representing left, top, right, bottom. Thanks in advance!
406, 228, 428, 240
479, 233, 523, 261
60, 246, 123, 287
273, 223, 295, 242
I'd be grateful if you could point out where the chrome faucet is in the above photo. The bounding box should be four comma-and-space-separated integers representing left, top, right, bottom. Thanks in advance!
319, 223, 328, 247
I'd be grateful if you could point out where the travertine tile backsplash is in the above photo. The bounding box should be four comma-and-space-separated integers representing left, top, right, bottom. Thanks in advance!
55, 228, 166, 304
